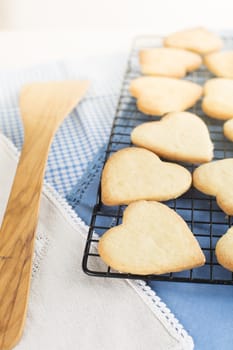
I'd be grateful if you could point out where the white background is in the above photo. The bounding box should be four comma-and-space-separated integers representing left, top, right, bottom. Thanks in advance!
0, 0, 233, 68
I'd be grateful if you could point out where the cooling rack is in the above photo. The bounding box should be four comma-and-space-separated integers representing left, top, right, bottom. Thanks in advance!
82, 35, 233, 284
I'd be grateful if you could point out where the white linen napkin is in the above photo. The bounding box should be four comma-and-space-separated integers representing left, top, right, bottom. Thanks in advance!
0, 133, 193, 350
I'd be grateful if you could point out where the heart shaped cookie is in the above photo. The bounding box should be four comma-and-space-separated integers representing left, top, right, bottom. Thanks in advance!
223, 118, 233, 142
164, 27, 223, 55
131, 112, 213, 163
193, 159, 233, 215
101, 147, 192, 205
130, 76, 203, 116
98, 200, 205, 275
202, 78, 233, 120
216, 227, 233, 272
204, 51, 233, 79
139, 47, 202, 78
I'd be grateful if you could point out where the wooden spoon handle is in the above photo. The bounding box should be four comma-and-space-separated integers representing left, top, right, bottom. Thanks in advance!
0, 138, 51, 350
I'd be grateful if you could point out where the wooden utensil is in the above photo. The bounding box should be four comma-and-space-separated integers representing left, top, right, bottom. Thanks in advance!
0, 80, 89, 350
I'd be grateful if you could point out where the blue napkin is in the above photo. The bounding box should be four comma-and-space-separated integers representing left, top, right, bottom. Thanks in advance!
67, 145, 233, 350
0, 55, 126, 196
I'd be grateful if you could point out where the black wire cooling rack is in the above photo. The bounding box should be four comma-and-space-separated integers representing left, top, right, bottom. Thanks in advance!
82, 35, 233, 285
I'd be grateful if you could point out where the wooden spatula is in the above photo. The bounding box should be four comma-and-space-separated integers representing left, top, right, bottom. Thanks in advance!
0, 80, 89, 350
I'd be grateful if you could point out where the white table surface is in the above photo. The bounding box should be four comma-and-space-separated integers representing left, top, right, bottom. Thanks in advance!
0, 26, 230, 70
0, 31, 131, 69
0, 0, 233, 69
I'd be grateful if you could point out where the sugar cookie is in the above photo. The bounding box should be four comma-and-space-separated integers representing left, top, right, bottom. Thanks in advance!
202, 78, 233, 120
193, 159, 233, 215
216, 227, 233, 272
98, 200, 205, 275
139, 47, 202, 78
164, 27, 223, 55
131, 111, 213, 163
130, 76, 203, 116
101, 147, 191, 206
204, 51, 233, 78
223, 118, 233, 141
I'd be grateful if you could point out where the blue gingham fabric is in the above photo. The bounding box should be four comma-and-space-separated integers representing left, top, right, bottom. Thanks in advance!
0, 55, 126, 196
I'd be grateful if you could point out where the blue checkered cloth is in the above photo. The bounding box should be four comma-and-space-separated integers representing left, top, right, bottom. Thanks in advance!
0, 55, 126, 196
